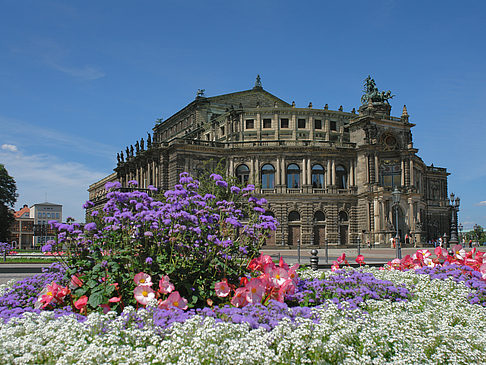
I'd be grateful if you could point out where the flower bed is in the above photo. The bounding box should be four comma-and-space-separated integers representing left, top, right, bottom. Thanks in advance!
1, 263, 486, 364
1, 174, 486, 363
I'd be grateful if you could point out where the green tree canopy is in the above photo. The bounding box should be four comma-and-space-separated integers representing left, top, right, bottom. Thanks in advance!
0, 164, 18, 242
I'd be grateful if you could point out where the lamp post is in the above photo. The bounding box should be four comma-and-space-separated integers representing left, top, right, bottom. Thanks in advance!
473, 224, 484, 247
458, 223, 463, 246
448, 193, 460, 246
392, 187, 402, 259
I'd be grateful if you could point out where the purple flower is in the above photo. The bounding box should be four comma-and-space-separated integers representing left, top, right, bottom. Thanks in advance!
230, 186, 241, 194
145, 257, 153, 264
41, 243, 53, 252
210, 173, 223, 181
84, 222, 97, 231
82, 200, 95, 209
216, 180, 228, 188
105, 181, 122, 190
128, 180, 138, 186
144, 231, 153, 237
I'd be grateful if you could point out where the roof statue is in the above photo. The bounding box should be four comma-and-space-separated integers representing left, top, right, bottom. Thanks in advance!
254, 74, 262, 89
361, 76, 394, 104
196, 89, 205, 98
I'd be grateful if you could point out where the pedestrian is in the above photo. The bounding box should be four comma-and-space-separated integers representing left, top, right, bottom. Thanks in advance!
367, 240, 371, 249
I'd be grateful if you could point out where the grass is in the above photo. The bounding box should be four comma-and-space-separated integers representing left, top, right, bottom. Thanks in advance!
1, 257, 57, 264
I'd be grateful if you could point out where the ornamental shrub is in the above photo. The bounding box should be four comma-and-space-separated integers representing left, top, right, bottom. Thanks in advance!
46, 172, 278, 312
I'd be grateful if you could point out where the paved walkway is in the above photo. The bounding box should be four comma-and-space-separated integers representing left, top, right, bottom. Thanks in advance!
260, 246, 442, 266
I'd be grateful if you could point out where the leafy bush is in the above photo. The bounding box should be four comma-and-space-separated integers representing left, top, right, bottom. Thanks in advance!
46, 173, 277, 311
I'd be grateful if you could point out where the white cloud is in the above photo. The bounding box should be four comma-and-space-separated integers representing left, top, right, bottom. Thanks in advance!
49, 62, 105, 81
0, 115, 116, 159
476, 201, 486, 206
0, 150, 107, 223
1, 144, 18, 152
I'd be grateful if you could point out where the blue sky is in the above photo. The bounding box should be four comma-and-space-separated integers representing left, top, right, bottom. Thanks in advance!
0, 0, 485, 228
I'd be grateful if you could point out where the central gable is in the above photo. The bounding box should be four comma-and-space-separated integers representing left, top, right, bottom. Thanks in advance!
207, 89, 290, 108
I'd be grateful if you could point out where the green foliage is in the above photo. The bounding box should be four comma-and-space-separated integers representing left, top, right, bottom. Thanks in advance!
53, 173, 277, 313
0, 164, 18, 242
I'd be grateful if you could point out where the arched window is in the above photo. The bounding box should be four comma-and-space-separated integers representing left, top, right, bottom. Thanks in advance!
314, 211, 325, 222
235, 164, 250, 185
339, 211, 348, 222
336, 165, 347, 189
288, 211, 300, 221
261, 164, 275, 189
311, 164, 325, 188
287, 164, 300, 188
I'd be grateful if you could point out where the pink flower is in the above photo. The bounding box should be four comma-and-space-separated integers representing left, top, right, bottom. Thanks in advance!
158, 291, 188, 310
35, 282, 69, 309
245, 278, 265, 304
268, 266, 289, 287
331, 261, 340, 272
134, 285, 156, 306
70, 274, 83, 289
100, 304, 111, 314
230, 287, 248, 307
158, 275, 175, 294
288, 264, 299, 284
277, 278, 295, 302
278, 256, 289, 270
337, 253, 346, 264
134, 272, 153, 286
215, 279, 231, 297
453, 245, 466, 261
108, 296, 121, 303
74, 295, 88, 310
356, 255, 365, 266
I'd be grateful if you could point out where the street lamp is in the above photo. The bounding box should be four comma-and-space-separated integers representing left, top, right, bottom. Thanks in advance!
458, 223, 463, 246
473, 224, 483, 247
448, 193, 460, 246
392, 187, 402, 259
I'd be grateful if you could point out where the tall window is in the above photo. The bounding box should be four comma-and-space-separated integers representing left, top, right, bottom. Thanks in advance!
314, 211, 325, 221
288, 211, 300, 221
263, 118, 272, 128
336, 165, 347, 189
261, 164, 275, 189
339, 211, 348, 222
245, 119, 254, 129
330, 121, 337, 131
380, 160, 401, 188
314, 119, 322, 129
280, 118, 289, 128
311, 164, 325, 188
298, 119, 306, 128
287, 164, 300, 188
235, 164, 250, 185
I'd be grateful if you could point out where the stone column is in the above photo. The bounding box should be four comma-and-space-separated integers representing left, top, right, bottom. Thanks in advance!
331, 159, 336, 186
275, 112, 280, 140
307, 158, 311, 187
302, 158, 306, 186
374, 198, 380, 233
276, 157, 281, 186
375, 155, 379, 184
256, 112, 261, 140
309, 116, 314, 140
255, 157, 260, 187
350, 161, 355, 186
281, 157, 286, 189
401, 160, 405, 186
292, 113, 297, 140
239, 114, 244, 141
229, 158, 234, 178
410, 159, 414, 186
327, 159, 331, 186
409, 198, 415, 231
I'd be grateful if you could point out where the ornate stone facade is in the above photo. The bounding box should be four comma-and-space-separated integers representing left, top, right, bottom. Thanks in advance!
88, 77, 451, 247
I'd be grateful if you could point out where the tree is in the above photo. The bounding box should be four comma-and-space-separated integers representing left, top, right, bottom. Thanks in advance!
0, 164, 18, 242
